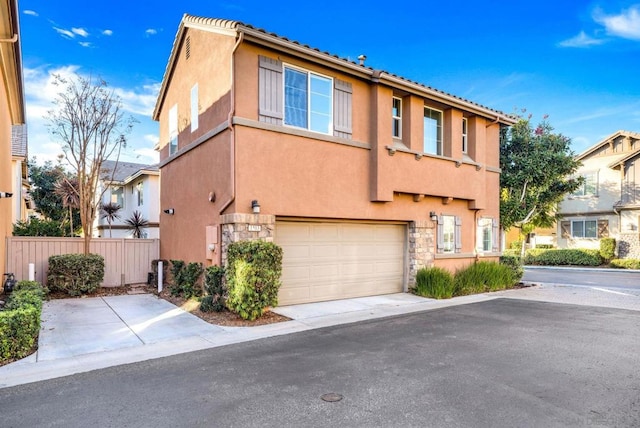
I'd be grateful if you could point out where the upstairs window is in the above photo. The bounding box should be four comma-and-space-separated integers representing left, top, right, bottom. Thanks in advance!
424, 107, 443, 155
136, 181, 144, 207
284, 67, 332, 134
110, 186, 124, 208
462, 117, 468, 153
392, 97, 402, 139
573, 171, 598, 197
168, 104, 178, 155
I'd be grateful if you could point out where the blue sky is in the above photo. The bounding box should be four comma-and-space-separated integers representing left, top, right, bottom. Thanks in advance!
18, 0, 640, 165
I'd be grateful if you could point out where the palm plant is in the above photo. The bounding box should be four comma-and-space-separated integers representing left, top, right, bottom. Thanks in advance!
53, 176, 80, 236
125, 210, 149, 239
100, 202, 122, 237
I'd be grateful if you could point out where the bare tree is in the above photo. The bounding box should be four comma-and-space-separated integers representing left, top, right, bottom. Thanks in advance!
47, 73, 134, 254
100, 202, 122, 238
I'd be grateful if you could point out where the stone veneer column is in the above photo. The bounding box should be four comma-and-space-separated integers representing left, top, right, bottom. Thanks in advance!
220, 213, 276, 264
408, 219, 436, 287
618, 233, 640, 259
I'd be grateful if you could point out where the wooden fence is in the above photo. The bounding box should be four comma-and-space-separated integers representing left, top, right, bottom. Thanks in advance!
6, 237, 160, 287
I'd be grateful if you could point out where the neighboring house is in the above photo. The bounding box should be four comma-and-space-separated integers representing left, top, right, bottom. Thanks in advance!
504, 225, 557, 251
1, 0, 25, 279
11, 124, 31, 224
557, 130, 640, 258
152, 15, 515, 305
97, 160, 160, 239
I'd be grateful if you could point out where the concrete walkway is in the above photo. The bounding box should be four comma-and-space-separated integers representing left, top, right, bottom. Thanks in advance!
2, 282, 639, 389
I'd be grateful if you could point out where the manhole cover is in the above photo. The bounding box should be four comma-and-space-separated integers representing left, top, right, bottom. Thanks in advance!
321, 393, 343, 402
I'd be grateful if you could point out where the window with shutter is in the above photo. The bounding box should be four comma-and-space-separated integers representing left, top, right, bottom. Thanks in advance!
334, 79, 352, 139
258, 56, 283, 125
560, 221, 571, 238
455, 216, 462, 253
492, 219, 500, 252
597, 220, 609, 238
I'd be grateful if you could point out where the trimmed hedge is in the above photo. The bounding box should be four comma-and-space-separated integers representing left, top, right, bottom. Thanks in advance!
47, 253, 105, 296
600, 238, 616, 262
169, 260, 204, 299
1, 281, 47, 364
200, 265, 225, 312
524, 248, 602, 266
412, 267, 455, 299
225, 240, 283, 321
609, 259, 640, 270
499, 254, 524, 284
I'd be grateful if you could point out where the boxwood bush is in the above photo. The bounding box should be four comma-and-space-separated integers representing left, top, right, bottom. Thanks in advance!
1, 281, 47, 364
47, 253, 105, 296
200, 265, 226, 312
499, 254, 524, 284
609, 259, 640, 270
169, 260, 204, 299
411, 267, 455, 299
599, 238, 616, 262
524, 248, 602, 266
225, 240, 283, 321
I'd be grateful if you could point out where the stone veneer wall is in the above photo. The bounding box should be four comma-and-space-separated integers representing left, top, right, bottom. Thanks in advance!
408, 220, 436, 287
220, 213, 275, 264
618, 233, 640, 259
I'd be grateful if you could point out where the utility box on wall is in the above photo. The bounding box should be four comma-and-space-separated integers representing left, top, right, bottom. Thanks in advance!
205, 225, 219, 261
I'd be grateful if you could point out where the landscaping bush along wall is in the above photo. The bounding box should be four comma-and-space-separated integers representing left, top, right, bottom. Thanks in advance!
524, 248, 602, 266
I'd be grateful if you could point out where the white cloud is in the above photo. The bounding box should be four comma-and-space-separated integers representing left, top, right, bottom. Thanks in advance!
79, 42, 92, 48
53, 27, 75, 38
114, 82, 161, 116
594, 5, 640, 40
145, 28, 158, 36
558, 31, 605, 48
71, 27, 89, 37
23, 10, 38, 16
102, 29, 113, 36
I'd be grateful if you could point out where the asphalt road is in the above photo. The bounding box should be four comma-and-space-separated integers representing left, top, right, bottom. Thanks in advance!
523, 266, 640, 291
2, 298, 639, 428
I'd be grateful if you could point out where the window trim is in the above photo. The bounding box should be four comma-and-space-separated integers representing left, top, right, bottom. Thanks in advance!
571, 219, 597, 238
110, 185, 124, 209
190, 83, 199, 132
282, 63, 334, 135
572, 171, 598, 197
392, 97, 402, 139
168, 104, 178, 155
437, 214, 462, 254
136, 181, 144, 207
423, 106, 444, 155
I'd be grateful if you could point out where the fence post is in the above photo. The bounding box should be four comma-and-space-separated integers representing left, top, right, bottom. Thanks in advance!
28, 263, 35, 281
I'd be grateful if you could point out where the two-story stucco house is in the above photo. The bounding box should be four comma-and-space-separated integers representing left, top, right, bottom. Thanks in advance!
11, 124, 31, 224
96, 160, 160, 239
557, 130, 640, 258
153, 15, 515, 305
1, 0, 25, 279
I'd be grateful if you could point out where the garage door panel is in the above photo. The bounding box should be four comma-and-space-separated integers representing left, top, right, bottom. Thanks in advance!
276, 221, 405, 305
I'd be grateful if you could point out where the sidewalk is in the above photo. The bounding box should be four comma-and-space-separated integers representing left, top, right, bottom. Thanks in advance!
2, 282, 639, 389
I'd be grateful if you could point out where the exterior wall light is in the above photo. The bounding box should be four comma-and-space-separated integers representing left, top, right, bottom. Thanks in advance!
430, 211, 438, 222
0, 192, 13, 198
163, 208, 174, 215
251, 200, 260, 214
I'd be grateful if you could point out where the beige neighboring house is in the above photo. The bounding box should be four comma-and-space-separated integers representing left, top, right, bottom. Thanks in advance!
11, 124, 31, 223
557, 130, 640, 258
96, 160, 160, 239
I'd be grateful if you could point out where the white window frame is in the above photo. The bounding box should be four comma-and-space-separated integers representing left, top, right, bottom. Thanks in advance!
283, 64, 333, 135
424, 106, 444, 155
136, 181, 144, 207
573, 171, 598, 197
168, 104, 178, 155
110, 186, 124, 209
190, 83, 199, 132
477, 217, 492, 252
392, 97, 402, 139
571, 220, 597, 238
462, 117, 468, 153
443, 215, 455, 253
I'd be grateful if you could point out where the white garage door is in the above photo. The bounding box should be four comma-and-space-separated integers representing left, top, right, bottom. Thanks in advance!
275, 221, 405, 305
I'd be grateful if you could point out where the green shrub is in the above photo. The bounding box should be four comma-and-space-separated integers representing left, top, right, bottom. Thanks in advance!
454, 261, 515, 296
609, 259, 640, 269
600, 238, 616, 262
200, 265, 225, 312
411, 267, 455, 299
500, 254, 524, 283
225, 240, 283, 321
47, 253, 105, 296
12, 217, 66, 237
509, 241, 523, 250
0, 282, 45, 363
524, 248, 602, 266
501, 249, 520, 257
535, 244, 554, 249
169, 260, 204, 299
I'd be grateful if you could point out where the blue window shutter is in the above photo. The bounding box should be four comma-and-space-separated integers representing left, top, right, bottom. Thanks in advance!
455, 216, 462, 253
333, 79, 352, 139
258, 56, 283, 125
436, 216, 444, 253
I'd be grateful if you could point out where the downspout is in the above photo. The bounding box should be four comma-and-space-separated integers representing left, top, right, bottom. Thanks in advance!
219, 31, 244, 215
0, 34, 18, 43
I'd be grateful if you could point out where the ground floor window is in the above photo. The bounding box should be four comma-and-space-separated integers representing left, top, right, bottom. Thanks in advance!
572, 220, 597, 238
437, 215, 461, 253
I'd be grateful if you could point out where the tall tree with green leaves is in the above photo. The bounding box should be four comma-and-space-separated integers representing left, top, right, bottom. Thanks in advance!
47, 74, 135, 253
500, 116, 583, 255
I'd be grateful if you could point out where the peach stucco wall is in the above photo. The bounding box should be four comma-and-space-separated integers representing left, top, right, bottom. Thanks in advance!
157, 31, 503, 271
0, 76, 12, 278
